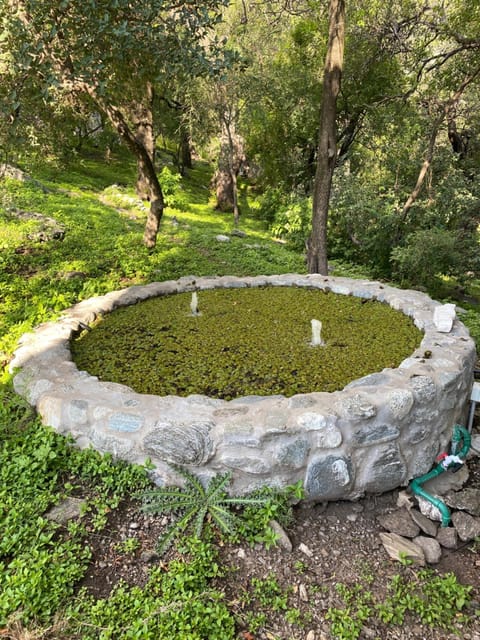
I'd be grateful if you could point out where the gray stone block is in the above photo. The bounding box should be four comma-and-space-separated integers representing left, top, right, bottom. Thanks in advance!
444, 488, 480, 516
220, 455, 272, 474
379, 532, 425, 566
108, 412, 144, 433
413, 536, 442, 564
387, 389, 414, 419
410, 375, 437, 403
305, 455, 353, 500
451, 511, 480, 541
68, 399, 89, 425
274, 438, 310, 469
405, 425, 429, 445
410, 509, 439, 537
45, 497, 86, 525
91, 430, 135, 459
377, 508, 420, 538
144, 421, 214, 465
363, 444, 406, 493
436, 526, 458, 549
406, 438, 441, 478
288, 395, 316, 408
336, 393, 376, 421
353, 424, 400, 446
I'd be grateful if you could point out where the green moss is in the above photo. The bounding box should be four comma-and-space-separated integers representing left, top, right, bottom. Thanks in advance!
71, 287, 422, 399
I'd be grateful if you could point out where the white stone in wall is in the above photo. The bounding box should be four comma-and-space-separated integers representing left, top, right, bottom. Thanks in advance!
387, 389, 414, 419
36, 395, 65, 431
296, 413, 342, 447
296, 412, 327, 430
93, 406, 111, 420
336, 393, 377, 420
433, 303, 456, 332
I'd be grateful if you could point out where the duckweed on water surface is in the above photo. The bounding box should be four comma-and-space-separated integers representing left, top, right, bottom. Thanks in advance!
71, 287, 423, 399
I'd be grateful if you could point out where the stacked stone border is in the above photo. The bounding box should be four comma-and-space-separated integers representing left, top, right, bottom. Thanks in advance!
10, 274, 477, 501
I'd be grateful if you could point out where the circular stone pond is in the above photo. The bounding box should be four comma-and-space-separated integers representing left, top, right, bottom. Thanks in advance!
10, 274, 477, 501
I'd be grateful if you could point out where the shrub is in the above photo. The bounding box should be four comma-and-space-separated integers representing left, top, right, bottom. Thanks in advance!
269, 194, 312, 250
328, 173, 399, 276
390, 227, 459, 291
159, 166, 182, 207
462, 309, 480, 350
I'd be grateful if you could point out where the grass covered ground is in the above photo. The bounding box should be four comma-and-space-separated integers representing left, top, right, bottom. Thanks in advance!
1, 148, 479, 639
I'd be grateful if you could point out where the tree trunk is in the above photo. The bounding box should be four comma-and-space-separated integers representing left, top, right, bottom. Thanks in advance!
224, 114, 241, 226
399, 115, 442, 225
213, 134, 235, 212
213, 166, 235, 211
231, 167, 240, 227
100, 100, 164, 249
212, 108, 244, 220
179, 127, 193, 175
139, 155, 165, 249
307, 0, 345, 274
398, 68, 480, 235
79, 82, 167, 247
133, 83, 156, 200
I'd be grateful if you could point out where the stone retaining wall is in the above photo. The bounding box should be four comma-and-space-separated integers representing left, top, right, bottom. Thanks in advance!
10, 274, 477, 500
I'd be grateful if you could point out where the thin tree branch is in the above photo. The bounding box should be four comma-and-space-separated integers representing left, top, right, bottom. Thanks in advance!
399, 65, 480, 224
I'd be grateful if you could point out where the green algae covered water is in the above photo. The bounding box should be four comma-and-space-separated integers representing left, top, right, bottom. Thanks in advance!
70, 287, 423, 399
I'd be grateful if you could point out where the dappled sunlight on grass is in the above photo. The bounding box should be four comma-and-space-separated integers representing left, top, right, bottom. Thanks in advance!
34, 152, 137, 192
0, 149, 305, 367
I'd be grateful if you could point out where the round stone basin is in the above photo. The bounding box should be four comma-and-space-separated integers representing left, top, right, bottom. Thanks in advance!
10, 274, 477, 501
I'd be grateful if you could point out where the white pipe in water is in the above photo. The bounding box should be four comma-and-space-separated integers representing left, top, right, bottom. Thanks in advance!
311, 319, 324, 346
190, 291, 199, 316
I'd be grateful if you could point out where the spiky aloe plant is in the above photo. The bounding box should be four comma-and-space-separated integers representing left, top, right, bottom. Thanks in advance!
141, 466, 272, 555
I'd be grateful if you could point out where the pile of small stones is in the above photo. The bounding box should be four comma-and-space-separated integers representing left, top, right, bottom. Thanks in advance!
378, 432, 480, 565
10, 209, 65, 242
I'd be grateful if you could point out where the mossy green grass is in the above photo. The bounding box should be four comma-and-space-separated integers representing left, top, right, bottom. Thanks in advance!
71, 286, 422, 399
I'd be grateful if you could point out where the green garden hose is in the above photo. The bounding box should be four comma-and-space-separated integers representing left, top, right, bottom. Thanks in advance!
409, 425, 471, 527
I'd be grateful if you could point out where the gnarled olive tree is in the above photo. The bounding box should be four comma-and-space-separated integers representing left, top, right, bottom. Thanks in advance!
0, 0, 230, 248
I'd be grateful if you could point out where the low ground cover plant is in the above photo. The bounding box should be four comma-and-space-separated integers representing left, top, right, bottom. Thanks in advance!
0, 386, 150, 626
70, 286, 422, 398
